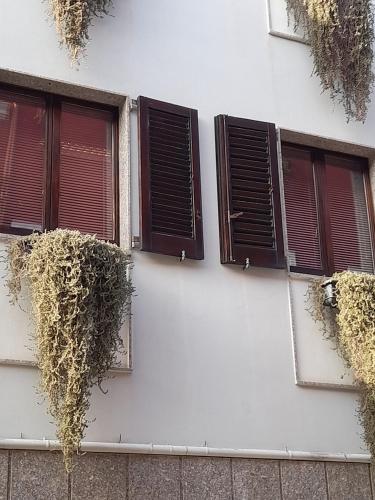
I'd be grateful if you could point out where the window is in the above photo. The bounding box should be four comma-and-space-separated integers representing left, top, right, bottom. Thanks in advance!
282, 144, 375, 275
0, 85, 118, 241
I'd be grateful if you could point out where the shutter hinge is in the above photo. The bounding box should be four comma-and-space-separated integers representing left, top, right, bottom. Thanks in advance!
229, 212, 243, 220
132, 235, 141, 249
130, 98, 138, 111
243, 258, 250, 270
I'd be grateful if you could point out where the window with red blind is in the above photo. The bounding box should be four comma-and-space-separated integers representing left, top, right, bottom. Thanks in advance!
282, 144, 374, 275
0, 85, 118, 241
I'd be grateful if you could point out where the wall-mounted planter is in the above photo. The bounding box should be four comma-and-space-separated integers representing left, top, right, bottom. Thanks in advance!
321, 278, 337, 308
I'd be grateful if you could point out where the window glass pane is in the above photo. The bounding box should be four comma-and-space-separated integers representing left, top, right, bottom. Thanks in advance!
0, 90, 46, 233
325, 155, 373, 274
282, 146, 322, 272
58, 103, 115, 240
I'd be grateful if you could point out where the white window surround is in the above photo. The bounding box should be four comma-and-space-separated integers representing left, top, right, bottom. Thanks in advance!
277, 127, 375, 390
0, 67, 132, 373
267, 0, 308, 44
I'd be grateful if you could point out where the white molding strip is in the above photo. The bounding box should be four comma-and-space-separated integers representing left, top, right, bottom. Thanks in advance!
0, 439, 370, 463
0, 358, 131, 374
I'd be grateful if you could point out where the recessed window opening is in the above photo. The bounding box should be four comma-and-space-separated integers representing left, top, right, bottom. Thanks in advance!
282, 143, 375, 276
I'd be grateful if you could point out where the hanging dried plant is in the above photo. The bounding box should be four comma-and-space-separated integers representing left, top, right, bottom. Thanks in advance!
308, 271, 375, 459
48, 0, 113, 62
285, 0, 375, 121
6, 229, 133, 471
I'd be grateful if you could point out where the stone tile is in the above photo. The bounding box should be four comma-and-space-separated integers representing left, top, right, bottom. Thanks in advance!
182, 457, 232, 500
280, 460, 327, 500
128, 454, 180, 499
327, 462, 372, 500
11, 450, 68, 500
232, 458, 281, 500
0, 451, 8, 500
71, 452, 127, 500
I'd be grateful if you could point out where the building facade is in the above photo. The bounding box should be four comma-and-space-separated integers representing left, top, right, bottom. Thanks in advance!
0, 0, 374, 497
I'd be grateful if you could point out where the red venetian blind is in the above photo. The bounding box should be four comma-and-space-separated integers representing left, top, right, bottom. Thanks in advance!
325, 154, 374, 274
0, 90, 46, 234
282, 145, 322, 273
57, 103, 115, 241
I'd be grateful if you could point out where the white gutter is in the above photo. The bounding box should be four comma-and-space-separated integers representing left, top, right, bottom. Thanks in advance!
0, 439, 370, 463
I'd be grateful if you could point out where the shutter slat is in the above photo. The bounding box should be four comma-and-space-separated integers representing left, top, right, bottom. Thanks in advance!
150, 153, 191, 168
152, 202, 192, 216
228, 127, 268, 140
151, 178, 192, 194
234, 222, 274, 235
233, 232, 274, 246
215, 115, 285, 268
231, 160, 270, 171
230, 149, 269, 161
149, 126, 190, 142
139, 96, 204, 259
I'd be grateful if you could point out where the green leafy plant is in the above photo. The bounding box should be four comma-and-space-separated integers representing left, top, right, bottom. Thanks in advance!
48, 0, 113, 62
6, 229, 133, 471
285, 0, 375, 121
308, 271, 375, 458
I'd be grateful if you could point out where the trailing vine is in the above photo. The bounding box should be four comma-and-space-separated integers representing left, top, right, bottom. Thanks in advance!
285, 0, 375, 122
6, 229, 133, 471
308, 271, 375, 458
48, 0, 113, 62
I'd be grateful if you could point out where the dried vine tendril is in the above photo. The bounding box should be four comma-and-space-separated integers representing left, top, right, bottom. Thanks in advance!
307, 271, 375, 459
285, 0, 375, 121
6, 229, 133, 471
48, 0, 113, 62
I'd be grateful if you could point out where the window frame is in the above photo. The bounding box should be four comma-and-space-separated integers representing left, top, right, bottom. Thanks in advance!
282, 142, 375, 276
0, 83, 119, 243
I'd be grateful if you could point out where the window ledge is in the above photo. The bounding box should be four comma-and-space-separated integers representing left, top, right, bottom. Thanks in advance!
269, 29, 308, 45
0, 357, 132, 374
0, 233, 22, 243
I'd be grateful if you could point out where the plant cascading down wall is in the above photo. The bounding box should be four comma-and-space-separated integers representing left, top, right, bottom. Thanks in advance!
285, 0, 375, 121
48, 0, 113, 62
308, 272, 375, 459
6, 229, 133, 471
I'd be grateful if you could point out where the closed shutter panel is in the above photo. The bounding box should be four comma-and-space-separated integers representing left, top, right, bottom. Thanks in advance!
215, 115, 285, 268
325, 154, 374, 274
282, 145, 323, 274
138, 96, 203, 259
0, 89, 47, 234
55, 102, 116, 241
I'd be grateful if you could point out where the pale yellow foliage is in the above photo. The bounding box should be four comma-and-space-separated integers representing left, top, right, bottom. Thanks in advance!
286, 0, 374, 121
308, 271, 375, 459
7, 229, 133, 471
48, 0, 113, 62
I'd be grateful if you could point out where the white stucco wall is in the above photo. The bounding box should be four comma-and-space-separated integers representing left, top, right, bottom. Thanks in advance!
0, 0, 373, 455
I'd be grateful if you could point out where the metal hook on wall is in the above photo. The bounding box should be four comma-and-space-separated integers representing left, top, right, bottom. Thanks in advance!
180, 250, 186, 262
243, 258, 250, 270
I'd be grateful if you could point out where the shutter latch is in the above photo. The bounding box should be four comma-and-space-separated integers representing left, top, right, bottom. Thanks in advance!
243, 258, 250, 270
180, 250, 186, 262
229, 212, 243, 220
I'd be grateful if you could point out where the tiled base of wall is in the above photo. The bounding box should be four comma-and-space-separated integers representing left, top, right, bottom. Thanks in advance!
0, 449, 373, 499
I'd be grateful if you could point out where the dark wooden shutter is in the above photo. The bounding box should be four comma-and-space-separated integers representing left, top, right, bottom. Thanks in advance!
138, 96, 203, 259
215, 115, 285, 268
52, 102, 117, 242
